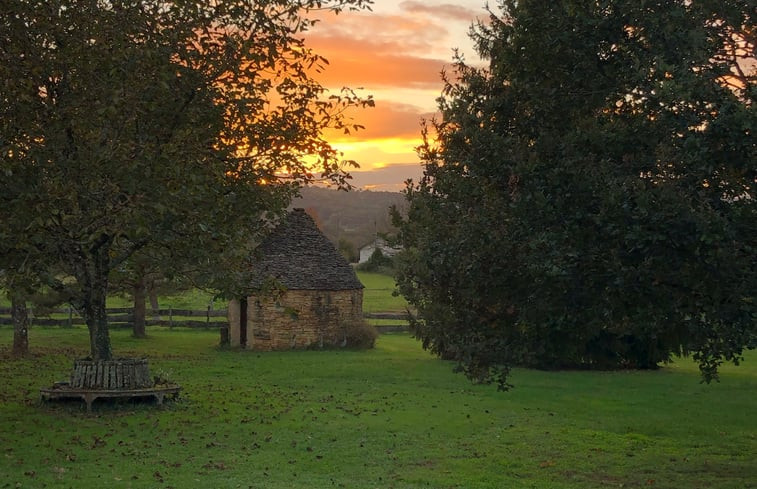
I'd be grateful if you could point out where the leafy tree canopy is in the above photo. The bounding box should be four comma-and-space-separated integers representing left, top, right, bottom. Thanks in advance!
0, 0, 373, 360
394, 0, 755, 389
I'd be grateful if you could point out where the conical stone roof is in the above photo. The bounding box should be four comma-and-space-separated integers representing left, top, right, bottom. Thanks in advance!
249, 208, 364, 291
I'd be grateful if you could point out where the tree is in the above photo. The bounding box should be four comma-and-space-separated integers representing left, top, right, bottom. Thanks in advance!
108, 252, 167, 339
357, 247, 394, 273
0, 262, 30, 357
394, 0, 756, 388
9, 292, 29, 357
0, 193, 55, 357
338, 238, 359, 263
0, 0, 373, 361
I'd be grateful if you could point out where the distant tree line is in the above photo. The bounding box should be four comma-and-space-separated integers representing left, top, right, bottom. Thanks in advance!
295, 186, 405, 260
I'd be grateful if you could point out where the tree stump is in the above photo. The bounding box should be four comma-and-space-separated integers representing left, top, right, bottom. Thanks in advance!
71, 358, 152, 390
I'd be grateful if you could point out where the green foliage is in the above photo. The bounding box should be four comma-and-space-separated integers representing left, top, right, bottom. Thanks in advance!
337, 238, 359, 263
0, 0, 373, 360
357, 247, 395, 273
343, 319, 379, 349
394, 0, 756, 388
0, 328, 756, 487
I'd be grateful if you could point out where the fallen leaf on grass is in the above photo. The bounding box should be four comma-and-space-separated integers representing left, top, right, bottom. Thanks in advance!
91, 436, 106, 449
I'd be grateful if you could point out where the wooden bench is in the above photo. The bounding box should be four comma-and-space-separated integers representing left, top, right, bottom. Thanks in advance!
40, 383, 181, 412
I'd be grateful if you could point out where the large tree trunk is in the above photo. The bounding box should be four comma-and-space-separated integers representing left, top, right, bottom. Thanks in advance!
132, 273, 147, 338
79, 236, 113, 361
10, 291, 29, 357
84, 283, 111, 361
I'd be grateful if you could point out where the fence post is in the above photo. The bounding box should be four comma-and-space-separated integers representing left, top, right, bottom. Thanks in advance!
67, 307, 73, 328
169, 307, 173, 329
207, 305, 211, 326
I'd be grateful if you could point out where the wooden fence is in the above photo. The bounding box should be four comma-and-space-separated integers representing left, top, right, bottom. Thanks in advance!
0, 308, 409, 331
0, 306, 227, 329
363, 312, 409, 332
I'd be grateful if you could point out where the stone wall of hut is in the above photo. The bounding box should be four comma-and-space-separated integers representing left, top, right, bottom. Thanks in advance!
227, 289, 364, 350
227, 299, 242, 347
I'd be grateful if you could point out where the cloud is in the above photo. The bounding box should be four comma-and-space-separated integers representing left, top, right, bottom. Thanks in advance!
305, 16, 454, 90
304, 6, 481, 91
399, 1, 482, 21
295, 3, 481, 186
354, 101, 434, 139
313, 50, 448, 90
327, 136, 424, 173
323, 99, 435, 141
309, 10, 450, 54
349, 162, 425, 191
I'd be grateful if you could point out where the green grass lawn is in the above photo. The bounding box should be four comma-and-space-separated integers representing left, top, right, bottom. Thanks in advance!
0, 289, 226, 313
107, 288, 228, 310
0, 326, 755, 489
357, 271, 408, 313
2, 271, 402, 313
2, 272, 406, 330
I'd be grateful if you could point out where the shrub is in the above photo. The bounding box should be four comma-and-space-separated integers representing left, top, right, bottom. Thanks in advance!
344, 320, 378, 349
357, 248, 395, 273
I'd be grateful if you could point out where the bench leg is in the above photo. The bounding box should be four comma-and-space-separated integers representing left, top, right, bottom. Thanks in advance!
83, 393, 96, 412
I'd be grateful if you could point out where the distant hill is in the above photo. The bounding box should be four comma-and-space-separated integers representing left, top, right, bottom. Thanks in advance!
291, 187, 406, 252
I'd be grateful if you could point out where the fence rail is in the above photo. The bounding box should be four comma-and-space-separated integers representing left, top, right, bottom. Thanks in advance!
363, 312, 407, 320
0, 306, 227, 329
0, 308, 409, 330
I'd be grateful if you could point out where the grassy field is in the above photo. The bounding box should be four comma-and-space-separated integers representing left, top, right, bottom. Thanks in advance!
106, 288, 227, 310
1, 275, 755, 487
1, 271, 406, 313
358, 271, 408, 313
0, 326, 755, 489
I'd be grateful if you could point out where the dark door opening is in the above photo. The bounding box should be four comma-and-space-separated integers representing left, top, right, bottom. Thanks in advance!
239, 297, 248, 346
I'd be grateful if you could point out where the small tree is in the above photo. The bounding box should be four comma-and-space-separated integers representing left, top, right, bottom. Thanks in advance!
0, 209, 56, 357
108, 254, 168, 339
338, 238, 359, 263
8, 291, 29, 357
358, 247, 394, 273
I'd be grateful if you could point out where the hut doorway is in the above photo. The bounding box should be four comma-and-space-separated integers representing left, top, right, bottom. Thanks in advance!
239, 297, 248, 346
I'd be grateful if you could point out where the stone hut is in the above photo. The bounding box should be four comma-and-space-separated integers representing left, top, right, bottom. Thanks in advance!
227, 208, 364, 350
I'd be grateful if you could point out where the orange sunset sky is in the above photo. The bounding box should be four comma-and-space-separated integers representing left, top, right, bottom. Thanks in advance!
306, 1, 488, 191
